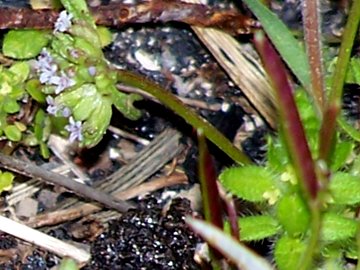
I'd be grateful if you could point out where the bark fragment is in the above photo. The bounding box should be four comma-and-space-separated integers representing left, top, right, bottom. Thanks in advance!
0, 0, 259, 35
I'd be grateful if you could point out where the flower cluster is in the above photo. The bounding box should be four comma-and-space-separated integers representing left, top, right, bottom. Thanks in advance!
35, 48, 75, 94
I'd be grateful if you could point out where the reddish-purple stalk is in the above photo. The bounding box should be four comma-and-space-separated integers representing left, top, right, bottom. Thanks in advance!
223, 194, 240, 241
198, 130, 224, 229
198, 130, 224, 261
253, 31, 319, 200
302, 0, 325, 113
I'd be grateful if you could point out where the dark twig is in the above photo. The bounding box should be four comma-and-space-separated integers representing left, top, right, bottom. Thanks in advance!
0, 153, 134, 212
0, 1, 258, 35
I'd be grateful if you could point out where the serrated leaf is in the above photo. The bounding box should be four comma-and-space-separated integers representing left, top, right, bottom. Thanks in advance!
4, 125, 22, 142
219, 166, 277, 202
242, 0, 310, 89
276, 194, 310, 236
274, 235, 306, 270
330, 141, 353, 171
186, 218, 274, 270
3, 30, 50, 59
329, 172, 360, 205
239, 215, 280, 241
321, 212, 357, 242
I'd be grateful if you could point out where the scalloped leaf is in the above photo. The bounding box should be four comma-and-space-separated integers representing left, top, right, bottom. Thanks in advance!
274, 235, 306, 270
239, 215, 281, 241
329, 172, 360, 205
4, 125, 22, 142
276, 193, 310, 236
3, 30, 50, 59
321, 212, 357, 242
219, 166, 277, 202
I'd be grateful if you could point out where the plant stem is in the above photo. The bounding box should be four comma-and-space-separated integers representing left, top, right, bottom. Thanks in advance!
298, 200, 322, 270
254, 31, 319, 199
116, 69, 252, 165
318, 0, 360, 162
302, 0, 325, 114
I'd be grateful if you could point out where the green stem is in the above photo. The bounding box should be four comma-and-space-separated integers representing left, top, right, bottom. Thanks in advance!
318, 0, 360, 162
298, 200, 322, 270
357, 220, 360, 270
116, 70, 252, 165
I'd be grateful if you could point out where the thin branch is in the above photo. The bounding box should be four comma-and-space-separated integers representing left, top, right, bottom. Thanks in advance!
0, 153, 134, 212
0, 1, 258, 35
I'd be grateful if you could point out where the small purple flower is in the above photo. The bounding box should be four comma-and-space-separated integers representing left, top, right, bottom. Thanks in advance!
62, 107, 72, 118
49, 72, 75, 94
54, 10, 73, 33
88, 66, 97, 76
46, 96, 59, 115
39, 64, 58, 84
35, 48, 54, 72
65, 117, 83, 142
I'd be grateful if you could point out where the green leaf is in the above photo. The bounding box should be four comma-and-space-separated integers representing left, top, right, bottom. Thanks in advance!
4, 125, 22, 141
219, 166, 278, 203
3, 99, 20, 114
59, 258, 79, 270
71, 85, 99, 121
186, 218, 274, 270
329, 172, 360, 205
26, 79, 46, 103
9, 62, 30, 83
0, 171, 14, 193
97, 26, 113, 47
330, 141, 353, 171
267, 136, 288, 171
346, 57, 360, 84
276, 193, 310, 236
274, 235, 306, 270
3, 30, 50, 59
242, 0, 310, 89
321, 212, 357, 242
81, 96, 112, 147
239, 215, 280, 241
61, 0, 96, 29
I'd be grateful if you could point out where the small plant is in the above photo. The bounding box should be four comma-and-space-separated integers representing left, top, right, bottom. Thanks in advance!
220, 90, 358, 269
186, 0, 360, 270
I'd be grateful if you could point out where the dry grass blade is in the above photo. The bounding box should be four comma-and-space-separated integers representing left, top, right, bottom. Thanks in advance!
186, 0, 276, 128
192, 27, 276, 128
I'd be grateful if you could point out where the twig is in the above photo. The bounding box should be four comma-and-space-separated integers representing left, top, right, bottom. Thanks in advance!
26, 172, 188, 228
0, 1, 257, 35
0, 153, 134, 212
0, 215, 90, 263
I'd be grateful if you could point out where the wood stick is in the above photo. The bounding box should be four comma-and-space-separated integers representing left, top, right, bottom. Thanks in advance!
0, 153, 134, 213
0, 215, 90, 263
